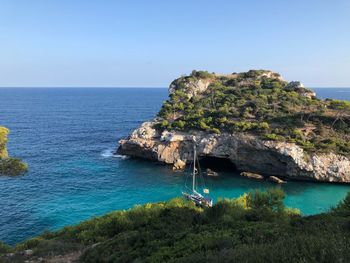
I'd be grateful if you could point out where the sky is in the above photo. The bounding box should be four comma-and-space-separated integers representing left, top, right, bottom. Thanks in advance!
0, 0, 349, 87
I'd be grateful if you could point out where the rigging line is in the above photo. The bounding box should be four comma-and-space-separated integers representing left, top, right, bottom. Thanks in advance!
185, 168, 190, 190
184, 154, 195, 191
184, 162, 190, 190
195, 152, 208, 192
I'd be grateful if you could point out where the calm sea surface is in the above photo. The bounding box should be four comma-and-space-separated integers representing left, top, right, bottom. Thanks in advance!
1, 87, 350, 245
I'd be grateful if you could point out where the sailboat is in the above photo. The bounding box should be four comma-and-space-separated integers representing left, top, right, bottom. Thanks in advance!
182, 137, 213, 208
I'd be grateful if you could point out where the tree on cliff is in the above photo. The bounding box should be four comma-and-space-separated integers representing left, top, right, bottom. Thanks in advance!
0, 126, 28, 176
328, 99, 350, 129
0, 126, 9, 159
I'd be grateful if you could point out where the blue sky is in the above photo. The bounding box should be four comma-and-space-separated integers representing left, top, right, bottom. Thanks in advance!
1, 0, 349, 87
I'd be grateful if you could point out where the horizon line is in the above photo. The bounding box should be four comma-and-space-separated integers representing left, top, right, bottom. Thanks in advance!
0, 86, 168, 89
1, 86, 350, 89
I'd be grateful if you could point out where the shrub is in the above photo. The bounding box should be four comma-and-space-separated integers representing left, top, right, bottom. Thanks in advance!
258, 122, 270, 130
0, 241, 12, 254
263, 133, 281, 141
333, 192, 350, 215
160, 119, 169, 128
173, 120, 186, 130
210, 127, 221, 134
0, 158, 28, 176
3, 190, 350, 263
247, 188, 285, 213
191, 70, 213, 79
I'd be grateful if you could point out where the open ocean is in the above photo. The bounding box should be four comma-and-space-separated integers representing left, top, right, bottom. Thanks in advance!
1, 87, 350, 245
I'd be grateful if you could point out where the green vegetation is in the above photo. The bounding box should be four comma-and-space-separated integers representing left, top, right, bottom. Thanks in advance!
157, 70, 350, 155
1, 188, 350, 262
0, 158, 28, 176
0, 126, 9, 158
0, 126, 28, 176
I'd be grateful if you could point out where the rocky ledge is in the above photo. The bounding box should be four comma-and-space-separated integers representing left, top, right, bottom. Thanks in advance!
117, 70, 350, 183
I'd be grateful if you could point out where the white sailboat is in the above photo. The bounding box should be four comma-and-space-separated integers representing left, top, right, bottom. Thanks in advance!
182, 137, 213, 208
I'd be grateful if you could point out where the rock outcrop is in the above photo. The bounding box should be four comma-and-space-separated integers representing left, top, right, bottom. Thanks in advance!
268, 176, 285, 184
240, 172, 264, 180
118, 121, 350, 183
173, 159, 186, 170
206, 168, 219, 177
117, 70, 350, 183
283, 81, 316, 99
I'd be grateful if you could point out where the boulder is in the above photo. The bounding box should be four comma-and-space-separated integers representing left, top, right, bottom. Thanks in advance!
130, 121, 158, 140
284, 81, 304, 90
240, 172, 264, 180
206, 168, 219, 177
173, 159, 186, 170
268, 176, 285, 184
169, 78, 212, 99
24, 249, 34, 256
284, 81, 316, 99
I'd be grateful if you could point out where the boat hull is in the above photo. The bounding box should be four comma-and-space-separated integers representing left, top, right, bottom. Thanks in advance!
182, 192, 213, 208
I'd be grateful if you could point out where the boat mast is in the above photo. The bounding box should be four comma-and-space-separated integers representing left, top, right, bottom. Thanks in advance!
192, 137, 196, 192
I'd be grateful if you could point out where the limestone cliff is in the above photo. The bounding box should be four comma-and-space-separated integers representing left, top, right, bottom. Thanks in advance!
117, 70, 350, 183
118, 121, 350, 183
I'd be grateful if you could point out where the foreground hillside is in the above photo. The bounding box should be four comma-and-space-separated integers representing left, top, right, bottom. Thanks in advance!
118, 70, 350, 183
0, 126, 27, 176
1, 189, 350, 262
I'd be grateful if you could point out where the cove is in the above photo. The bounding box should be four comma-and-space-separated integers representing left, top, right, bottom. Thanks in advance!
0, 87, 349, 245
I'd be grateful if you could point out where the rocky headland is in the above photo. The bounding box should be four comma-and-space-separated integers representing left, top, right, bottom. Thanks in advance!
118, 70, 350, 183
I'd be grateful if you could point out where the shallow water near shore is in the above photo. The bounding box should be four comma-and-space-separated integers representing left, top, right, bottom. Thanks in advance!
1, 87, 350, 245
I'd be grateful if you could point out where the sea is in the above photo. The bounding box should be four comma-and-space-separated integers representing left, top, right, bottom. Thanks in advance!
1, 87, 350, 245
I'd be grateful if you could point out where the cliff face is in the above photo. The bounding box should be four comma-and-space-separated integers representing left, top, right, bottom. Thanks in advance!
118, 121, 350, 183
118, 70, 350, 183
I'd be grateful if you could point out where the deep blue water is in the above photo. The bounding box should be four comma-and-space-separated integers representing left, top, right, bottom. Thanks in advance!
1, 87, 350, 245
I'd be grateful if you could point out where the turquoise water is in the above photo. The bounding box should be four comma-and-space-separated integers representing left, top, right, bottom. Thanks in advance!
0, 87, 350, 245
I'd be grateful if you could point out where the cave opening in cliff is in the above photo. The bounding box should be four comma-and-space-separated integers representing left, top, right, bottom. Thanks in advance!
199, 156, 236, 172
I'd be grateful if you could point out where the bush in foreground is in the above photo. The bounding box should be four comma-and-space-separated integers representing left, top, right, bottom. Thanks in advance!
1, 189, 350, 263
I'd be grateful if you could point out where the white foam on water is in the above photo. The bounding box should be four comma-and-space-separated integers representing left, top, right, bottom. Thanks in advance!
101, 149, 114, 158
113, 154, 130, 159
101, 149, 129, 159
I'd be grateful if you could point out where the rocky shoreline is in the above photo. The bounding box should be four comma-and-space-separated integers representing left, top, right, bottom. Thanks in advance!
117, 121, 350, 183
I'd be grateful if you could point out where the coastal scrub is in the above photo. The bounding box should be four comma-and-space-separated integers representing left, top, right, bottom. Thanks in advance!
1, 188, 349, 262
157, 70, 350, 156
